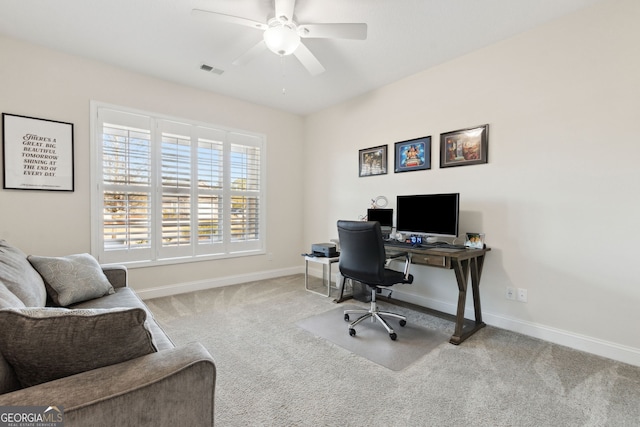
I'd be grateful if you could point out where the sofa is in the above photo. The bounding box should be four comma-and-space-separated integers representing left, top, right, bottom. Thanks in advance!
0, 240, 216, 426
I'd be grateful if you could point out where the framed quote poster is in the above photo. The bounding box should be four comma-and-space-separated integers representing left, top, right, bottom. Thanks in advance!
2, 113, 74, 191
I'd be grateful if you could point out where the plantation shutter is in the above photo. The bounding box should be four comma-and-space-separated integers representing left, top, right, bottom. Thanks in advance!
157, 120, 193, 259
228, 133, 262, 252
98, 109, 153, 263
92, 102, 265, 264
195, 127, 226, 255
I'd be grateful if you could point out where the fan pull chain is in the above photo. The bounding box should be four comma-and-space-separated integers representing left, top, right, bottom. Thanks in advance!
280, 55, 287, 95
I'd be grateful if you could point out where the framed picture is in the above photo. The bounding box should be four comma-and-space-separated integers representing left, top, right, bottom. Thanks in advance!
2, 113, 74, 191
465, 232, 485, 249
359, 145, 387, 177
394, 136, 431, 173
440, 124, 488, 168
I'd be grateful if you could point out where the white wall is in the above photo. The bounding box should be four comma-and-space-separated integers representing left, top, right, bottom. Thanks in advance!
1, 0, 638, 366
0, 36, 305, 293
303, 0, 640, 365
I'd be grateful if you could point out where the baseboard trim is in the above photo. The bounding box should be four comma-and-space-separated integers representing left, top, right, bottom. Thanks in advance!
136, 266, 302, 300
390, 289, 640, 368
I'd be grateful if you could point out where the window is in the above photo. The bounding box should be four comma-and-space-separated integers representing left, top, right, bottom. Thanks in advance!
91, 102, 265, 265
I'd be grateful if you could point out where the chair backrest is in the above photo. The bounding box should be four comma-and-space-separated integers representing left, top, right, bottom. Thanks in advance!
336, 220, 387, 285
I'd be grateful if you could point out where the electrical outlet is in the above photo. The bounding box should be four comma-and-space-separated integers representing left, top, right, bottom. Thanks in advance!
517, 288, 528, 302
506, 287, 516, 300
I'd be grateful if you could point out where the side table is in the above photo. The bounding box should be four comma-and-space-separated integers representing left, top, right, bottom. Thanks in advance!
304, 255, 340, 297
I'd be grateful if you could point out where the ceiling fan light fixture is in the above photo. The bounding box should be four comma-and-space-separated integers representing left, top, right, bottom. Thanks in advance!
263, 24, 300, 56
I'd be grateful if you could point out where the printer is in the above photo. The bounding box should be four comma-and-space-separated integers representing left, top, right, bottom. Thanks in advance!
311, 242, 338, 257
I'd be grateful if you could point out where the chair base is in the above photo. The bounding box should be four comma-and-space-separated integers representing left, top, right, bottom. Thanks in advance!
344, 287, 406, 340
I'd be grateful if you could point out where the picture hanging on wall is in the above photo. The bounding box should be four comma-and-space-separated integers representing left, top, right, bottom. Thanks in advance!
359, 145, 387, 177
394, 136, 431, 173
440, 124, 488, 168
2, 113, 74, 191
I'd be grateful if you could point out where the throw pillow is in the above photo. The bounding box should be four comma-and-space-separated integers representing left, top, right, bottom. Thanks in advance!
0, 280, 26, 309
0, 240, 47, 307
27, 253, 115, 306
0, 307, 157, 388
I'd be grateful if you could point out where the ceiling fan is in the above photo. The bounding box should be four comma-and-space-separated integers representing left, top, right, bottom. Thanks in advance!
192, 0, 367, 76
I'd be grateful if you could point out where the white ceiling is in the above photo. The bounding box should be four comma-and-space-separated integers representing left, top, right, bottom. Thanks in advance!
0, 0, 603, 116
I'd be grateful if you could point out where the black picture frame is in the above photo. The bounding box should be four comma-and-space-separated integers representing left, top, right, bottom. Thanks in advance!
440, 124, 489, 168
2, 113, 74, 191
394, 136, 431, 173
358, 145, 387, 177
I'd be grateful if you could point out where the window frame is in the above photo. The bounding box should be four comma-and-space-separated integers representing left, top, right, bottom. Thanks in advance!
90, 101, 266, 267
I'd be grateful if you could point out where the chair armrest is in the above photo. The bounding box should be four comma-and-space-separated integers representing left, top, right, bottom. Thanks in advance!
101, 264, 128, 288
401, 253, 412, 281
0, 343, 216, 427
385, 250, 408, 261
385, 251, 412, 280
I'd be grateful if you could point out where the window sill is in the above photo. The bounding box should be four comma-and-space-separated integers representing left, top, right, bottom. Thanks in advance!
100, 249, 266, 269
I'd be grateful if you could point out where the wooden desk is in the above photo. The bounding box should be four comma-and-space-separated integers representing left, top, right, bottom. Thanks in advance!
336, 245, 491, 345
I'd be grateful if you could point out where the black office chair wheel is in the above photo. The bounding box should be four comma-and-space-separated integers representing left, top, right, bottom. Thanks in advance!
389, 333, 397, 341
399, 319, 406, 327
344, 314, 350, 322
349, 328, 356, 337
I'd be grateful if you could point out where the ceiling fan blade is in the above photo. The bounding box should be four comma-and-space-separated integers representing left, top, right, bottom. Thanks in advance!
274, 0, 296, 23
293, 42, 325, 76
298, 23, 367, 40
191, 9, 267, 31
232, 40, 268, 66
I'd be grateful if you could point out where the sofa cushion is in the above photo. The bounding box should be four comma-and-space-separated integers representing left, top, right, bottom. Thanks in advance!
0, 351, 21, 395
0, 240, 47, 307
0, 307, 157, 388
71, 287, 175, 351
27, 253, 115, 306
0, 280, 27, 395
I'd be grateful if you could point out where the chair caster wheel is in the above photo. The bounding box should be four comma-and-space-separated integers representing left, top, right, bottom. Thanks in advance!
349, 328, 356, 337
390, 333, 397, 341
399, 319, 406, 327
344, 314, 350, 322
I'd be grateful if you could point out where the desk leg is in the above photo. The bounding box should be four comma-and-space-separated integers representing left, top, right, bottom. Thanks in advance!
334, 276, 353, 303
450, 257, 486, 345
470, 254, 486, 324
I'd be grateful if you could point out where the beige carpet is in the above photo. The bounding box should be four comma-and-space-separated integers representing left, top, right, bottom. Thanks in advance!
297, 305, 450, 371
146, 274, 640, 427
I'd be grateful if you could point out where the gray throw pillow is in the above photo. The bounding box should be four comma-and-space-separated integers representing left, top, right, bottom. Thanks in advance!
27, 253, 115, 306
0, 307, 157, 388
0, 280, 26, 309
0, 240, 47, 307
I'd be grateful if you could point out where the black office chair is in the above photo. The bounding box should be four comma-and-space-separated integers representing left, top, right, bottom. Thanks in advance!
336, 220, 413, 340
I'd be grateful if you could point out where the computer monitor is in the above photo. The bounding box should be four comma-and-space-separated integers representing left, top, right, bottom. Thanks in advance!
367, 208, 393, 238
367, 208, 393, 228
396, 193, 459, 238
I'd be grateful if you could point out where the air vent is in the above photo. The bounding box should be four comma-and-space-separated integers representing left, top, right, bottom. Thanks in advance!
200, 64, 224, 75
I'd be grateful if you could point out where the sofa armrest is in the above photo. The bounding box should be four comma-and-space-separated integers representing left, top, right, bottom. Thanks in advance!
0, 342, 216, 427
101, 264, 128, 289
